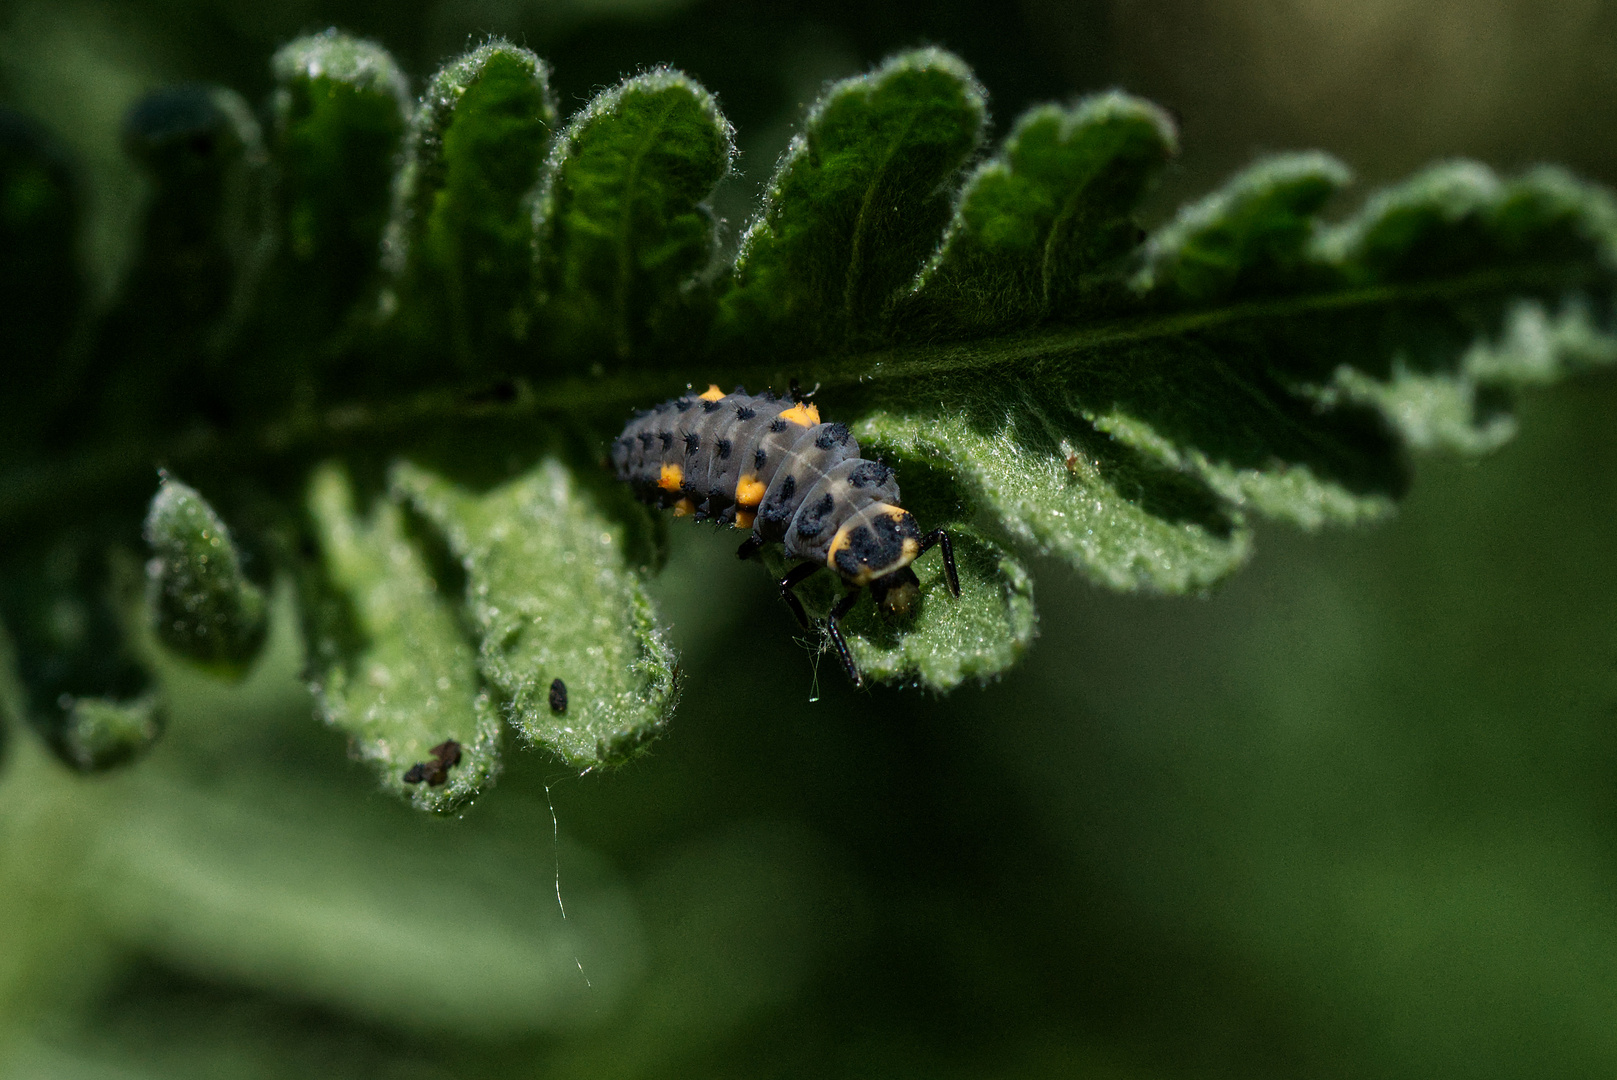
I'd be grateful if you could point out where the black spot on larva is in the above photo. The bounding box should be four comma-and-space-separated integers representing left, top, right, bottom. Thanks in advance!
638, 432, 655, 449
549, 678, 567, 714
754, 448, 768, 470
796, 492, 836, 537
769, 419, 788, 433
761, 475, 798, 525
736, 406, 756, 421
658, 431, 674, 451
702, 398, 723, 412
675, 398, 694, 411
684, 432, 700, 454
716, 438, 732, 459
848, 461, 890, 488
815, 423, 851, 450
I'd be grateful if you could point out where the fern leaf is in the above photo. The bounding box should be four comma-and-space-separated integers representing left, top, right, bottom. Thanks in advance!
2, 39, 1613, 801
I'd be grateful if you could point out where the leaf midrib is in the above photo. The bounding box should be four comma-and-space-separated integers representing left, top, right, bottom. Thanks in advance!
842, 106, 923, 336
609, 90, 684, 358
0, 259, 1596, 527
1037, 126, 1134, 309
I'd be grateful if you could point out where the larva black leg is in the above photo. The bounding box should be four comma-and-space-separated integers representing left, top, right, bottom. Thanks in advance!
779, 562, 821, 629
825, 589, 864, 688
736, 535, 764, 561
919, 528, 960, 597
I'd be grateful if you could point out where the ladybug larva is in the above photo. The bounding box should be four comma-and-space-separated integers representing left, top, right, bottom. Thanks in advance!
612, 384, 960, 687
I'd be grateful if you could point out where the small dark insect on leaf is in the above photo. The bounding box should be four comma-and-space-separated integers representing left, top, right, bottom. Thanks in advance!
548, 678, 567, 714
403, 739, 463, 786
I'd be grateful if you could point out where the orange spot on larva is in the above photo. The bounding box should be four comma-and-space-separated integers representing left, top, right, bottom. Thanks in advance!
734, 476, 766, 507
777, 402, 820, 427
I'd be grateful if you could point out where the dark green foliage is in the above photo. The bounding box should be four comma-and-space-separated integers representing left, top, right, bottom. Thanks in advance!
264, 32, 410, 367
1132, 152, 1350, 303
858, 150, 1617, 601
716, 49, 988, 356
0, 35, 1613, 807
902, 92, 1178, 333
143, 475, 267, 676
54, 693, 164, 771
0, 107, 82, 443
385, 42, 558, 367
533, 69, 733, 368
94, 84, 267, 416
0, 538, 164, 771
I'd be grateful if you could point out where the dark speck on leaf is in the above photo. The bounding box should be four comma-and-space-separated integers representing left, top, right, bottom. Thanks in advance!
403, 740, 462, 786
549, 678, 568, 714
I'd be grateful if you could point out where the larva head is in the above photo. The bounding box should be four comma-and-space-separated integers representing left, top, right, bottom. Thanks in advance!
870, 565, 921, 616
827, 503, 922, 598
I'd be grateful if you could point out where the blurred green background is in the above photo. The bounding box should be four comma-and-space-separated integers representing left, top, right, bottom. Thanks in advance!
3, 1, 1617, 1076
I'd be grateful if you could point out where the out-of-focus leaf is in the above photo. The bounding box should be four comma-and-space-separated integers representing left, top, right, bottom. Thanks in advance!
110, 84, 267, 362
393, 459, 679, 769
0, 107, 81, 437
384, 41, 557, 364
0, 539, 164, 772
85, 771, 642, 1036
55, 693, 163, 771
716, 48, 987, 357
143, 475, 266, 676
301, 462, 500, 811
265, 31, 410, 357
532, 68, 733, 368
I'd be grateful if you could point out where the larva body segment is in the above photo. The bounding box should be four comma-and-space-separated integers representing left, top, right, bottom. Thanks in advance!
612, 385, 960, 686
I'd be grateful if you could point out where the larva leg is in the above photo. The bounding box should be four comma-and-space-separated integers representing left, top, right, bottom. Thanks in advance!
779, 561, 821, 629
825, 589, 864, 688
787, 377, 820, 402
918, 529, 961, 597
736, 535, 764, 561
